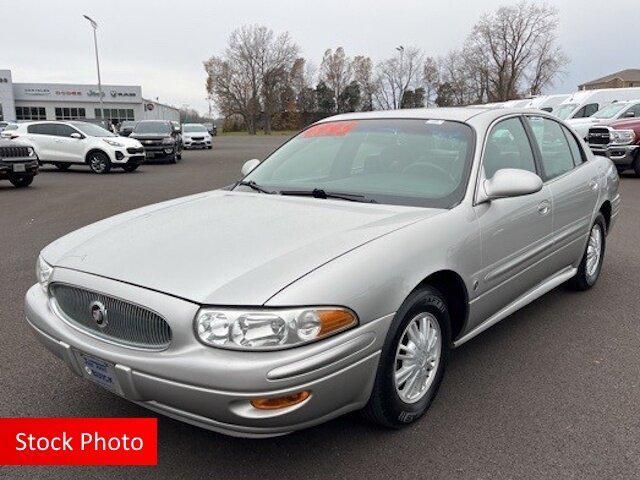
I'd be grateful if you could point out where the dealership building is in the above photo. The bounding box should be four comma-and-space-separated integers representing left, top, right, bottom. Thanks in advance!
0, 69, 179, 125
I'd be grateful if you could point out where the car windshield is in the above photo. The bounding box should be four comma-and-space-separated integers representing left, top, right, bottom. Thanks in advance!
239, 119, 475, 209
133, 122, 171, 134
592, 103, 628, 119
555, 104, 578, 120
71, 122, 115, 137
183, 124, 208, 133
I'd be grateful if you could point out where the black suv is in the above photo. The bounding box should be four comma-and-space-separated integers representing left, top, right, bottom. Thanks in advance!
130, 120, 182, 163
0, 138, 39, 188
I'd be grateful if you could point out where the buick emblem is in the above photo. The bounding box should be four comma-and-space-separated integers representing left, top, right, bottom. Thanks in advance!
90, 301, 108, 329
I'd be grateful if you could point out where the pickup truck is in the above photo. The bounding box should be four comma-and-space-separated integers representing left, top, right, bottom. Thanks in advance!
587, 118, 640, 176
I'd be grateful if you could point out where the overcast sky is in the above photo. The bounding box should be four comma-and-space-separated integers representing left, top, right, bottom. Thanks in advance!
2, 0, 637, 114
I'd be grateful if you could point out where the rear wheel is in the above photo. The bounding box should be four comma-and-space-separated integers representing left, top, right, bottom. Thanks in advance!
9, 175, 34, 188
568, 213, 606, 290
363, 286, 450, 428
88, 151, 111, 174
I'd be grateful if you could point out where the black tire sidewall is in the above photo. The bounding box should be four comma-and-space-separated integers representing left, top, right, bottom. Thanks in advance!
9, 175, 34, 187
371, 287, 451, 427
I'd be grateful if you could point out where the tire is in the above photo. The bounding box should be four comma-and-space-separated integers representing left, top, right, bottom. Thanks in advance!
633, 154, 640, 177
54, 163, 71, 171
88, 151, 111, 174
568, 213, 606, 291
177, 150, 182, 160
168, 153, 178, 164
9, 175, 34, 188
122, 163, 139, 172
207, 146, 212, 150
363, 286, 451, 428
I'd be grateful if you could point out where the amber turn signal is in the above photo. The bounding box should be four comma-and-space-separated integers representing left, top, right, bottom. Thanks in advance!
250, 391, 311, 410
318, 309, 357, 337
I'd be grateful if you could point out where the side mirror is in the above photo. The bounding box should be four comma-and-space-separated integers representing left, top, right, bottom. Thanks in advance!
482, 168, 543, 201
70, 132, 83, 139
241, 159, 260, 176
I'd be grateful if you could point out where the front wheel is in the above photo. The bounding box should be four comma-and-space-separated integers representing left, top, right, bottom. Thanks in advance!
9, 175, 34, 188
88, 151, 111, 174
363, 286, 450, 428
633, 154, 640, 177
568, 213, 606, 290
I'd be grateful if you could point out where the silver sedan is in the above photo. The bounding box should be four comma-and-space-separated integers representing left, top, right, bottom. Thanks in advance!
25, 107, 620, 437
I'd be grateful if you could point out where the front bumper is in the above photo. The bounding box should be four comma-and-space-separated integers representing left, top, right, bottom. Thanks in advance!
590, 144, 639, 167
0, 157, 39, 179
184, 138, 211, 149
24, 268, 390, 437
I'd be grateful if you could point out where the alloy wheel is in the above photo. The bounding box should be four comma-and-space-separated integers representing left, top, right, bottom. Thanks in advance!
586, 223, 602, 281
394, 312, 442, 404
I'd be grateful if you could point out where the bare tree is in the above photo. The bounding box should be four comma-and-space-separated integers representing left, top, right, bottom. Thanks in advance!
353, 55, 376, 111
468, 1, 568, 101
374, 46, 423, 110
319, 47, 353, 113
422, 57, 439, 107
204, 24, 298, 134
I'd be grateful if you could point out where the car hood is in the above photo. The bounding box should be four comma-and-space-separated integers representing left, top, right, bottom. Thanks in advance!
42, 191, 441, 305
112, 136, 143, 148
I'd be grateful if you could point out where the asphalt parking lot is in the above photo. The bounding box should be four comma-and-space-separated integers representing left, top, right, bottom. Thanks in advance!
1, 135, 639, 479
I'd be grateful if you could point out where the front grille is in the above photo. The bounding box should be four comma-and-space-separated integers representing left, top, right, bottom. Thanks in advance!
0, 146, 30, 159
127, 147, 144, 154
191, 136, 204, 141
587, 127, 611, 146
51, 284, 172, 349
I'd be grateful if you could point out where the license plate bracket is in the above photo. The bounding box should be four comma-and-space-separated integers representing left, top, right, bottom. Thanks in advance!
75, 351, 121, 393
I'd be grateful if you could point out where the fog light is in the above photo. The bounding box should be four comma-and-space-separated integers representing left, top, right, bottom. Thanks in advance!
250, 391, 310, 410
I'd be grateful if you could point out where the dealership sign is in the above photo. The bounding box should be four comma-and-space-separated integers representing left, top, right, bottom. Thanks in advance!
13, 83, 142, 103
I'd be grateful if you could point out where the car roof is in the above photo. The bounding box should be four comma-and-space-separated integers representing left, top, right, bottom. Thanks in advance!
314, 107, 549, 125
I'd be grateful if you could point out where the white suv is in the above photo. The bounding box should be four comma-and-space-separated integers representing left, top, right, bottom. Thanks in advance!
182, 123, 212, 149
13, 121, 145, 173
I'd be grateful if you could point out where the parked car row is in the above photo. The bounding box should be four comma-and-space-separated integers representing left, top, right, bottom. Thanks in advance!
0, 119, 217, 188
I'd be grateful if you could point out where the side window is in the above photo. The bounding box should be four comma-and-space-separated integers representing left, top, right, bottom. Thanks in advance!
55, 124, 78, 137
28, 123, 57, 135
625, 104, 640, 118
528, 116, 575, 180
562, 125, 586, 166
573, 103, 599, 118
483, 117, 536, 179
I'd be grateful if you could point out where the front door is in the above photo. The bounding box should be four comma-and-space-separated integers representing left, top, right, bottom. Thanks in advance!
52, 124, 86, 163
470, 116, 554, 328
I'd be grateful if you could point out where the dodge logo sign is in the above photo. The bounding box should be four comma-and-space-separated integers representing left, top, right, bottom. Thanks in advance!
90, 301, 108, 329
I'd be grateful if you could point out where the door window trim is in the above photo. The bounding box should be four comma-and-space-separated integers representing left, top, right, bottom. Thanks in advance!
473, 114, 542, 205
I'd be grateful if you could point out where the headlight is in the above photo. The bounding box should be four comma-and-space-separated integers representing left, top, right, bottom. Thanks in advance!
610, 129, 635, 145
27, 147, 36, 157
195, 307, 358, 350
103, 139, 124, 147
162, 137, 174, 144
36, 255, 53, 292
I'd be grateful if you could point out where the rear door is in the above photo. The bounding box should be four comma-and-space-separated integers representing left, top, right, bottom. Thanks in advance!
471, 116, 554, 323
525, 115, 599, 271
25, 123, 58, 161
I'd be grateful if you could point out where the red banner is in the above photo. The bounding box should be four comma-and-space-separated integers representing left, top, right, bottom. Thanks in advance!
0, 418, 157, 466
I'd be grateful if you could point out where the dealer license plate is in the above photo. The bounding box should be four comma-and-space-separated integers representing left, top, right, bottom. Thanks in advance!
76, 352, 120, 393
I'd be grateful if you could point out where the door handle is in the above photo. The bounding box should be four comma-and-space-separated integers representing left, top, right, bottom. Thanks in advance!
537, 200, 550, 216
588, 180, 598, 191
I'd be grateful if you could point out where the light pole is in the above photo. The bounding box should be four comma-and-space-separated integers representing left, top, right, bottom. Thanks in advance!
396, 45, 405, 108
83, 15, 104, 123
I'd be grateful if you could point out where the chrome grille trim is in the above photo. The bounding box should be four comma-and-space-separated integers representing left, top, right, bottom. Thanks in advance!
50, 283, 172, 350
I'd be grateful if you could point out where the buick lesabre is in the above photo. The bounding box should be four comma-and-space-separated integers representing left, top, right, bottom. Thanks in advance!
25, 107, 620, 437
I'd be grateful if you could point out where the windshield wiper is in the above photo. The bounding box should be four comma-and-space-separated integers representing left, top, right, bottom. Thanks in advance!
279, 188, 377, 203
234, 180, 278, 194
